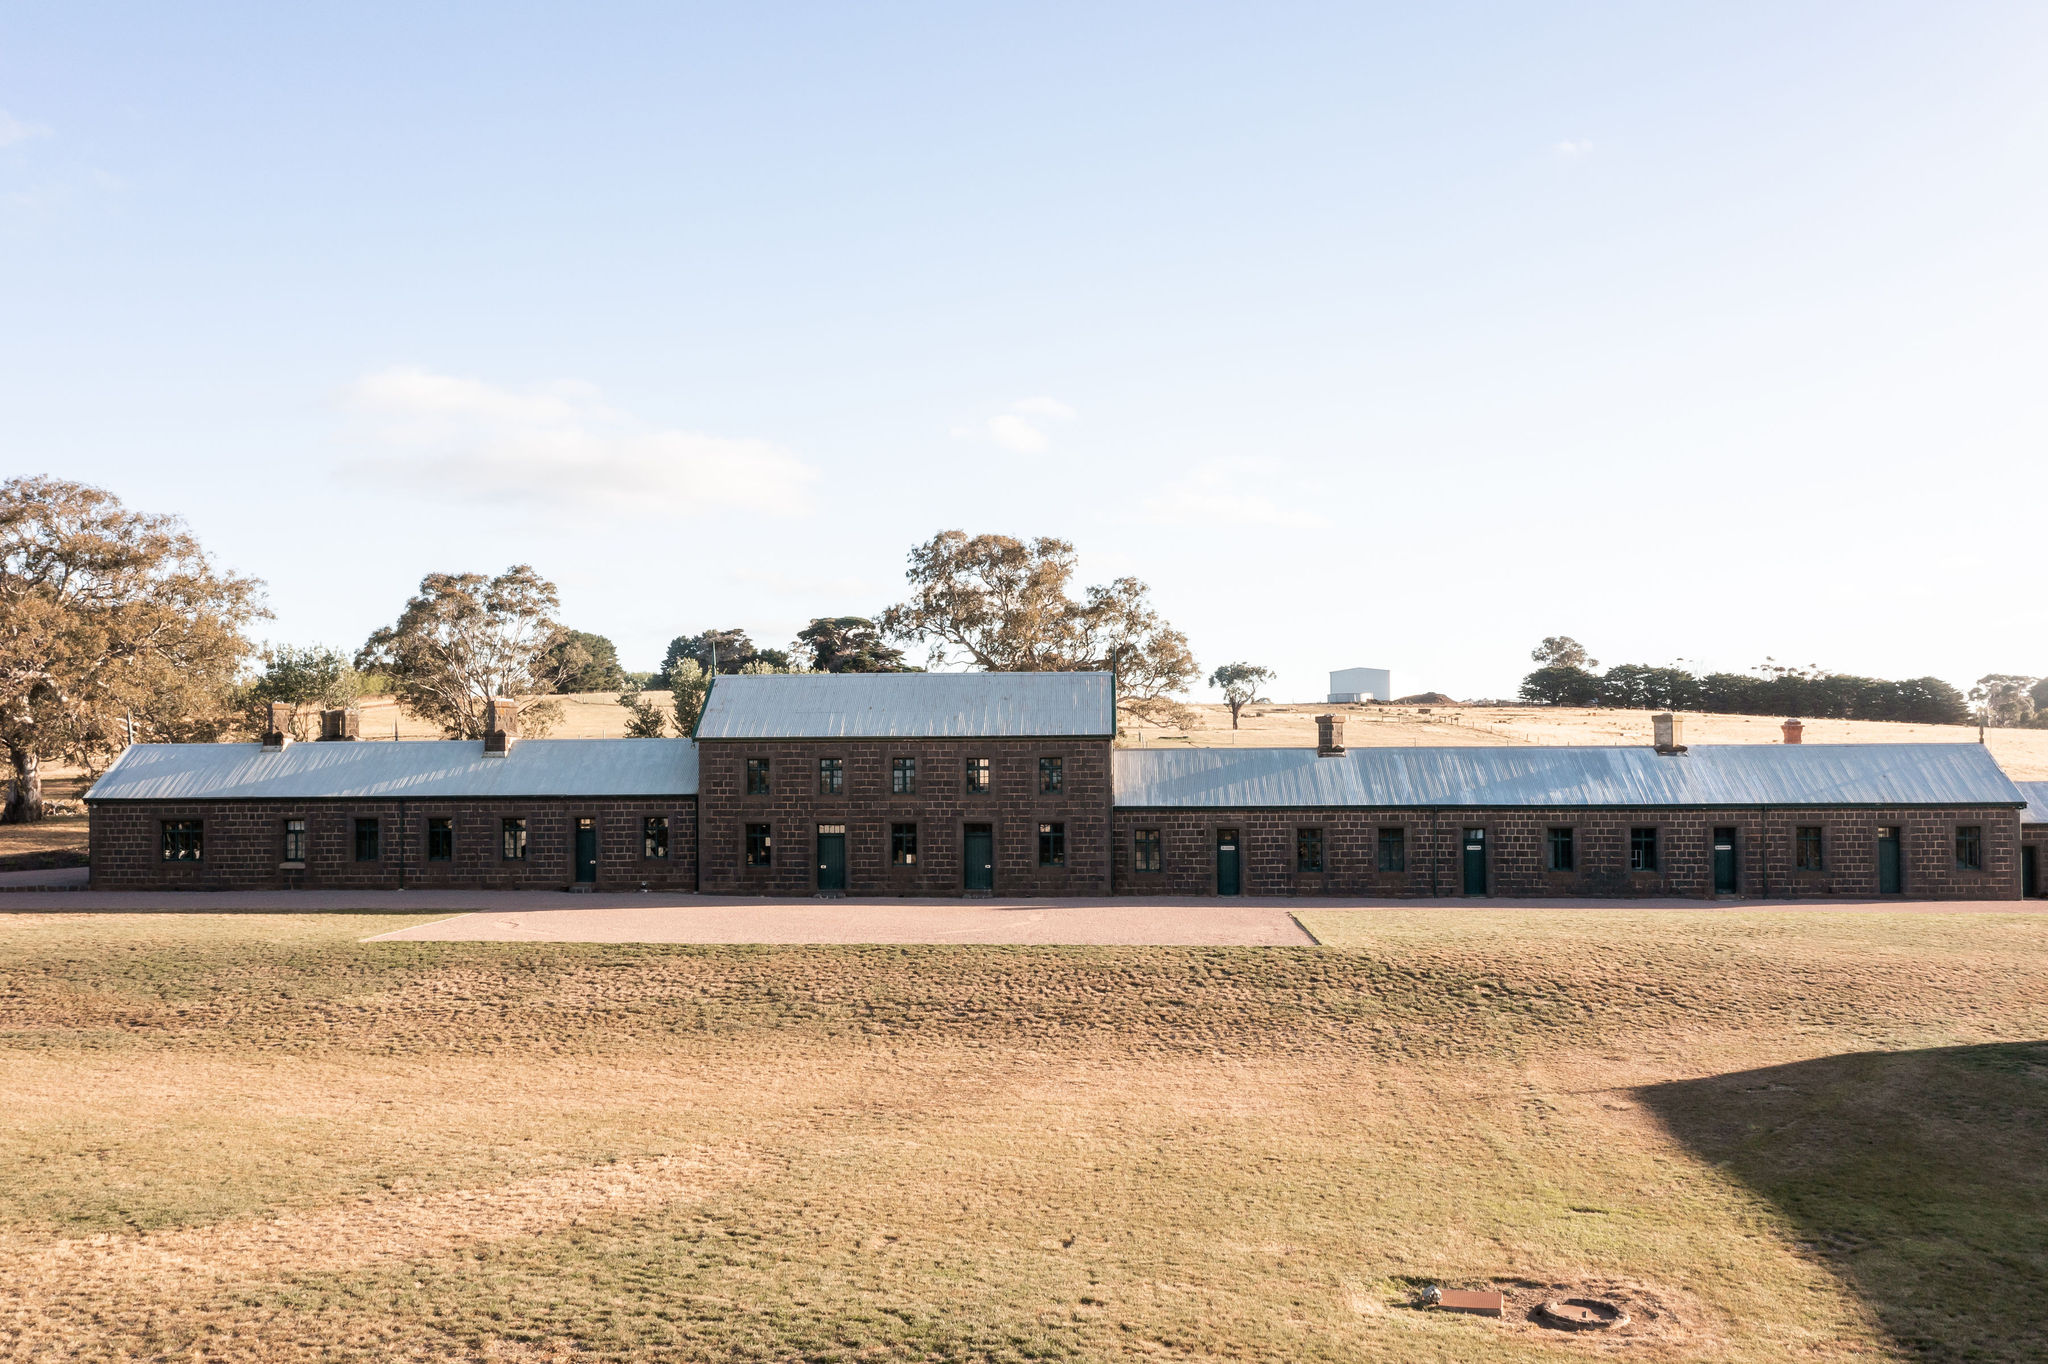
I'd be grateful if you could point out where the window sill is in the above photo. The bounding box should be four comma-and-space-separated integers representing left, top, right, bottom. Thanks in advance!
279, 861, 305, 870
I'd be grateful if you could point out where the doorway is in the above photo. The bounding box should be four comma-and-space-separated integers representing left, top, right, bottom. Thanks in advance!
2025, 844, 2038, 898
816, 824, 846, 892
963, 823, 993, 892
573, 817, 597, 884
1713, 827, 1738, 895
1461, 827, 1487, 896
1215, 828, 1241, 896
1878, 826, 1902, 895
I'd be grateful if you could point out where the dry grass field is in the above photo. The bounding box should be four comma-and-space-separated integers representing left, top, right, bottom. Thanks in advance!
1, 910, 2043, 1361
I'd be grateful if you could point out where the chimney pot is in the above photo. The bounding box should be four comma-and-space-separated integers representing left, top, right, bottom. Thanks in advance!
483, 696, 521, 755
317, 708, 360, 742
261, 701, 293, 751
1315, 713, 1346, 756
1652, 712, 1686, 754
1782, 718, 1804, 745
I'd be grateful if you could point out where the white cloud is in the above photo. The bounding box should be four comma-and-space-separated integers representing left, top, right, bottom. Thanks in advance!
0, 109, 51, 148
346, 367, 815, 517
1552, 138, 1593, 159
1139, 458, 1331, 528
954, 396, 1078, 453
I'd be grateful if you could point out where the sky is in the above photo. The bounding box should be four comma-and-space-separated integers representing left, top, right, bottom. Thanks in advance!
5, 3, 2047, 704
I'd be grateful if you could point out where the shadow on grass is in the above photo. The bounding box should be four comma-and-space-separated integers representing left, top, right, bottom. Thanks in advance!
1638, 1042, 2048, 1361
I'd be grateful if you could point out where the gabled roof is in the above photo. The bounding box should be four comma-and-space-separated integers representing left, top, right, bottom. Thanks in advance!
1113, 743, 2027, 810
85, 739, 698, 802
695, 671, 1116, 740
2018, 781, 2048, 824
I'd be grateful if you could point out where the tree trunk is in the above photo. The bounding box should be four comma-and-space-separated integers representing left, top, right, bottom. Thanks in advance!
3, 744, 43, 823
1229, 702, 1241, 730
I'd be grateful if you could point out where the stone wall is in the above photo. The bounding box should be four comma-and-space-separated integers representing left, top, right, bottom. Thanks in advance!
1111, 805, 2023, 900
87, 797, 698, 892
696, 738, 1113, 896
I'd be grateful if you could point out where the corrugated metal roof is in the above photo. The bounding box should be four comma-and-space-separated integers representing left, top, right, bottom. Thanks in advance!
695, 671, 1116, 739
2017, 781, 2048, 824
85, 738, 699, 802
1113, 743, 2028, 810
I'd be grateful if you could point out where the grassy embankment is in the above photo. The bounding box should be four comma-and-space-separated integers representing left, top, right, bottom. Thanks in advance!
1, 910, 2043, 1361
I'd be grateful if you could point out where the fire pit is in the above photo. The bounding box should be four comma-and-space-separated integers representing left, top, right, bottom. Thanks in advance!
1538, 1298, 1630, 1331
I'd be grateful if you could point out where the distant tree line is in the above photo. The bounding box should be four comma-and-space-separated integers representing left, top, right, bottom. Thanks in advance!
1518, 637, 1971, 725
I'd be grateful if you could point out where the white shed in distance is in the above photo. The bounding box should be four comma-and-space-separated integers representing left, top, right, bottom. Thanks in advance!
1328, 667, 1392, 703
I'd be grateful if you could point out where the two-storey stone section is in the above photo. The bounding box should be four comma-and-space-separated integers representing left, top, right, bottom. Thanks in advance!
84, 733, 699, 892
2018, 782, 2048, 898
1110, 716, 2028, 900
692, 671, 1115, 896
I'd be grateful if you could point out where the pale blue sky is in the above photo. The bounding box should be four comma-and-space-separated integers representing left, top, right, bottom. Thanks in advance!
6, 4, 2046, 702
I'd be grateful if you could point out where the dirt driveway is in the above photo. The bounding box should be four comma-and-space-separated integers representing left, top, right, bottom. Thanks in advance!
365, 899, 1317, 946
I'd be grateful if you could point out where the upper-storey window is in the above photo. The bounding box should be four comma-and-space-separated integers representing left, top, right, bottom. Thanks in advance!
745, 758, 771, 796
1039, 756, 1064, 794
818, 757, 843, 795
965, 757, 990, 793
892, 757, 917, 795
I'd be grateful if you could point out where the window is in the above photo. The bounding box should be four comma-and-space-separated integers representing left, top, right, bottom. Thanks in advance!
1133, 828, 1162, 873
892, 757, 917, 794
1629, 827, 1658, 872
1038, 822, 1066, 866
643, 815, 669, 859
354, 818, 381, 862
1547, 826, 1575, 872
744, 823, 773, 868
1039, 756, 1063, 794
502, 817, 527, 861
1377, 827, 1406, 873
818, 757, 843, 795
1296, 827, 1324, 874
966, 757, 990, 793
891, 823, 918, 866
162, 819, 203, 862
1795, 825, 1825, 872
426, 817, 453, 862
1956, 825, 1983, 872
282, 818, 307, 864
746, 758, 771, 796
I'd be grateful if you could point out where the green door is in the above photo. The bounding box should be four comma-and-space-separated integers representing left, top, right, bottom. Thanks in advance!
574, 817, 598, 883
816, 824, 846, 892
1461, 827, 1486, 896
1878, 827, 1902, 895
1713, 827, 1738, 895
963, 824, 994, 892
1215, 829, 1241, 896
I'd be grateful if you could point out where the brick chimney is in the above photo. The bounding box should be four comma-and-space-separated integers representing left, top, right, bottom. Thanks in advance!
1782, 718, 1804, 745
1315, 713, 1346, 756
317, 708, 360, 741
1652, 712, 1686, 755
260, 701, 293, 751
483, 697, 520, 756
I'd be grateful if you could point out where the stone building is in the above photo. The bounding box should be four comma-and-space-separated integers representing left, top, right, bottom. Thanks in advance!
84, 679, 2034, 900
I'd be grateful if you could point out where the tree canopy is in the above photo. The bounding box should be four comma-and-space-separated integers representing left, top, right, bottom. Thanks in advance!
1531, 636, 1597, 671
879, 531, 1198, 726
242, 644, 367, 741
546, 629, 627, 693
792, 616, 912, 673
1208, 661, 1274, 730
656, 629, 790, 684
355, 565, 573, 738
1518, 647, 1970, 726
0, 476, 264, 821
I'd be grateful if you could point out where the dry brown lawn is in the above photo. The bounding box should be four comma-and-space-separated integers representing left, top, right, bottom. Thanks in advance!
1, 911, 2043, 1361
